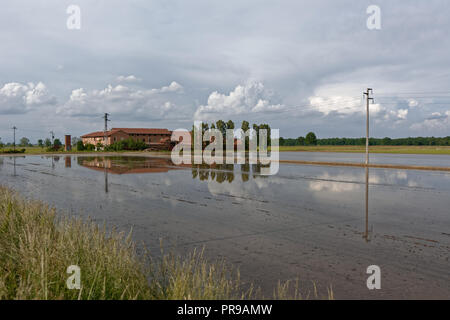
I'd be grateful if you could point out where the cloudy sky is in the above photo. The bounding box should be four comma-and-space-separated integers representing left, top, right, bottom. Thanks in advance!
1, 0, 449, 143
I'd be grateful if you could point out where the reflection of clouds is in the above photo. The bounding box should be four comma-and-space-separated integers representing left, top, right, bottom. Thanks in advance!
206, 175, 284, 201
308, 170, 420, 193
309, 173, 362, 193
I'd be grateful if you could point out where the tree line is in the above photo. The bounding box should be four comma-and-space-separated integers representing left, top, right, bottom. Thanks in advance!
191, 120, 272, 148
280, 134, 450, 146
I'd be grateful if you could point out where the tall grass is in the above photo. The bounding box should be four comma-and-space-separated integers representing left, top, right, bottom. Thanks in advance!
0, 186, 332, 300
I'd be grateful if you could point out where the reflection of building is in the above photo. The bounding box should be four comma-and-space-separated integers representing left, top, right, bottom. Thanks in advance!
81, 128, 172, 149
78, 156, 179, 174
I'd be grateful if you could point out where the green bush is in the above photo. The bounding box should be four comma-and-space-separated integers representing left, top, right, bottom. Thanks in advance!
84, 144, 95, 151
2, 149, 26, 154
76, 141, 85, 151
105, 138, 147, 151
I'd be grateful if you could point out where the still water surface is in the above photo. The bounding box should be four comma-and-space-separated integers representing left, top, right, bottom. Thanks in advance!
0, 155, 449, 299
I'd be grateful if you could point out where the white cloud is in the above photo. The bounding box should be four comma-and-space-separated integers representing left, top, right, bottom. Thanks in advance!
307, 94, 409, 122
116, 75, 141, 83
159, 81, 183, 93
194, 82, 283, 120
408, 99, 419, 107
410, 111, 450, 131
308, 96, 363, 116
57, 81, 184, 119
0, 82, 56, 114
396, 109, 408, 120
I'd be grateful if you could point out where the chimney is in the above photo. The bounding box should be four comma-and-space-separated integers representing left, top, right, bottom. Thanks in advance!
65, 135, 72, 151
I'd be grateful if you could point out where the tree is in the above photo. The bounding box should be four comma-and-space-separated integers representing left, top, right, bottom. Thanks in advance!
241, 121, 250, 150
255, 123, 271, 146
226, 120, 235, 130
76, 140, 85, 151
298, 136, 306, 146
305, 132, 317, 145
0, 138, 4, 150
241, 120, 250, 132
53, 138, 62, 150
38, 139, 44, 148
72, 137, 80, 147
382, 137, 392, 145
215, 120, 226, 137
19, 137, 30, 147
44, 138, 52, 148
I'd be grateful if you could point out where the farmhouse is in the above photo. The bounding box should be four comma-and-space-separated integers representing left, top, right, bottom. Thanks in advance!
81, 128, 172, 150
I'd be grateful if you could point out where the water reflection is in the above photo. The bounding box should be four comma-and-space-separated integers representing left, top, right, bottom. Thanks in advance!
5, 155, 446, 247
65, 156, 72, 168
364, 167, 370, 242
191, 163, 269, 183
77, 156, 178, 175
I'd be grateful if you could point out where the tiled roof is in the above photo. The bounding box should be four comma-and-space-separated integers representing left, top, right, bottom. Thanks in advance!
111, 128, 172, 135
81, 131, 108, 138
82, 128, 172, 138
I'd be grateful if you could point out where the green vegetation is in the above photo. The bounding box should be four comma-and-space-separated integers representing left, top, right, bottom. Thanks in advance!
1, 149, 26, 154
191, 120, 272, 149
305, 132, 317, 146
280, 135, 450, 147
19, 137, 32, 147
274, 145, 450, 155
104, 138, 148, 151
0, 187, 330, 300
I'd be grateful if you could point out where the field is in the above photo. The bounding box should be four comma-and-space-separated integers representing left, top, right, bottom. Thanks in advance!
274, 145, 450, 155
2, 145, 450, 156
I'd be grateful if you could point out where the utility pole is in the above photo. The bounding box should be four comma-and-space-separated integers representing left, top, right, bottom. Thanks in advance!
50, 131, 55, 146
363, 88, 374, 165
103, 113, 110, 148
12, 126, 17, 151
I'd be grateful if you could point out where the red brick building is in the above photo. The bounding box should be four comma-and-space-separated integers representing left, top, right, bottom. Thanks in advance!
81, 128, 172, 149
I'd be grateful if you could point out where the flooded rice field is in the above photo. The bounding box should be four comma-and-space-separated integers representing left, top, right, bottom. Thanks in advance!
0, 154, 449, 299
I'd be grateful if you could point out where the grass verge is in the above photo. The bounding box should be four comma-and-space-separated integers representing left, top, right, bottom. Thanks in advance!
0, 187, 331, 300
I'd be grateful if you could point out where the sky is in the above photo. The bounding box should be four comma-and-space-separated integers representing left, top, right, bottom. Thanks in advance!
0, 0, 449, 143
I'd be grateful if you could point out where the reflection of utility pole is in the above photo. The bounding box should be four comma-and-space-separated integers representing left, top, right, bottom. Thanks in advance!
103, 157, 109, 193
12, 126, 17, 151
364, 167, 369, 242
13, 157, 16, 176
103, 113, 110, 149
363, 89, 374, 165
